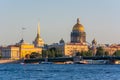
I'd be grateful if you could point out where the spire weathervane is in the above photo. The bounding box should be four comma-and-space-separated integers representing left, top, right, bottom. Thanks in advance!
77, 18, 80, 24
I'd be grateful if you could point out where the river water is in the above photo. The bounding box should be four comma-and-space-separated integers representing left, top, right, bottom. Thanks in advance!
0, 64, 120, 80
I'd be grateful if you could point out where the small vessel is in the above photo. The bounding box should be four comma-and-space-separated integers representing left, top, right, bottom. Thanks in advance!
39, 62, 53, 64
20, 62, 25, 65
65, 61, 73, 64
39, 57, 53, 64
113, 60, 120, 64
92, 60, 108, 64
74, 60, 88, 64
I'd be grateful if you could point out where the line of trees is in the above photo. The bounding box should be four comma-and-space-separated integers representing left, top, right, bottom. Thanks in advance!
75, 47, 120, 57
94, 47, 120, 57
75, 50, 93, 57
112, 50, 120, 56
42, 47, 63, 58
29, 46, 120, 59
30, 47, 63, 59
95, 47, 109, 56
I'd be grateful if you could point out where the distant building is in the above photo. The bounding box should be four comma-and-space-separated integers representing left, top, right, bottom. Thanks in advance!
1, 42, 42, 59
49, 18, 88, 57
1, 45, 19, 59
91, 38, 97, 56
59, 38, 65, 45
71, 18, 86, 43
64, 43, 88, 56
19, 41, 42, 59
95, 43, 120, 56
1, 23, 44, 59
104, 44, 120, 56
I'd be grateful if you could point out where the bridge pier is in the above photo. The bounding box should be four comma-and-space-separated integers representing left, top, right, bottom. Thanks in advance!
73, 56, 82, 62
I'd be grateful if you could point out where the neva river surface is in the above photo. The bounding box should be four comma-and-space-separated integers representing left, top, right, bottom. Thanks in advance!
0, 64, 120, 80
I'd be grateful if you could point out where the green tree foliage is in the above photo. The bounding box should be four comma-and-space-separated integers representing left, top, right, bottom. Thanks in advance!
55, 49, 63, 57
75, 52, 81, 56
75, 50, 93, 57
0, 52, 2, 58
80, 51, 85, 56
42, 50, 48, 58
113, 50, 120, 56
30, 52, 42, 58
42, 47, 63, 58
96, 47, 105, 56
86, 50, 93, 57
104, 51, 109, 56
48, 50, 55, 58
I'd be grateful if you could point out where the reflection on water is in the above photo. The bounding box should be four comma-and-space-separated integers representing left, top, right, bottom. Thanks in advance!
0, 64, 120, 80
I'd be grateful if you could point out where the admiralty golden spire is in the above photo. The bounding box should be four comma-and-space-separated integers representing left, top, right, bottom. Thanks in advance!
33, 22, 44, 47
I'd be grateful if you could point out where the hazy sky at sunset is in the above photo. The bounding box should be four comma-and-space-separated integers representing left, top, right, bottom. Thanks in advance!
0, 0, 120, 45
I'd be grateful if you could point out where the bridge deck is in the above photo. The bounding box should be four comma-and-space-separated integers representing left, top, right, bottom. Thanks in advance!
24, 56, 120, 63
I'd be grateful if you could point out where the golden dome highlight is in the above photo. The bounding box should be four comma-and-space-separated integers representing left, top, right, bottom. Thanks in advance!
72, 18, 84, 32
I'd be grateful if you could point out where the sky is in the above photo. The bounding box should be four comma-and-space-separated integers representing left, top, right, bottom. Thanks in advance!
0, 0, 120, 45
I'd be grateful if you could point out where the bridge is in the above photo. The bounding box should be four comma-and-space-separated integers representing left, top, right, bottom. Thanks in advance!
24, 56, 120, 63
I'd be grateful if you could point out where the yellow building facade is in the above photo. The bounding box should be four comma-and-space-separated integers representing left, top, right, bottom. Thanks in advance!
19, 42, 42, 59
50, 18, 88, 57
65, 18, 88, 56
104, 44, 120, 56
64, 43, 88, 56
1, 22, 44, 59
1, 42, 42, 59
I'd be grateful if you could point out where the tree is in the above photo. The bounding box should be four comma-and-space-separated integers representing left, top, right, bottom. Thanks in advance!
42, 47, 64, 58
49, 47, 63, 58
55, 53, 63, 57
75, 50, 93, 57
44, 44, 49, 49
81, 51, 87, 56
96, 47, 105, 56
42, 50, 48, 58
0, 52, 2, 58
48, 50, 55, 58
86, 50, 93, 57
55, 49, 63, 57
30, 52, 42, 58
75, 52, 81, 56
104, 51, 109, 56
113, 50, 120, 56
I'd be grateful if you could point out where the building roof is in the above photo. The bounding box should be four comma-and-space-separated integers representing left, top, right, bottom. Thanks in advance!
72, 18, 84, 32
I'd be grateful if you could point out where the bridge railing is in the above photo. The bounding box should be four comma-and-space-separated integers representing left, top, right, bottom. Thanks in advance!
24, 56, 120, 63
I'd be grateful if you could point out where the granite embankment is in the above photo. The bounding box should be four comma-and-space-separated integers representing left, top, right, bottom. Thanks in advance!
0, 59, 22, 64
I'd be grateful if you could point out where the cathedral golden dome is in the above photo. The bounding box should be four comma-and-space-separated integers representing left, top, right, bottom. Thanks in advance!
72, 18, 84, 32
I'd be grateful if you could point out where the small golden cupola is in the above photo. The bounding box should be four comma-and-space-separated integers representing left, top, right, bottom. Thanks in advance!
72, 18, 84, 32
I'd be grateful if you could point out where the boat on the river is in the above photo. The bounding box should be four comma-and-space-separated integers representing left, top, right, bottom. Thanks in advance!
74, 60, 88, 64
39, 61, 53, 64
